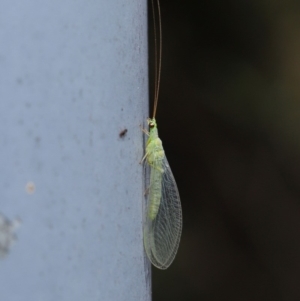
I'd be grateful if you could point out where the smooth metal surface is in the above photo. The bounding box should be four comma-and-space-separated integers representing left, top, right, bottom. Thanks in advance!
0, 0, 150, 300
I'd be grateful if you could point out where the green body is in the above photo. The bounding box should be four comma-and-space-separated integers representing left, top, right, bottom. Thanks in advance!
145, 118, 165, 220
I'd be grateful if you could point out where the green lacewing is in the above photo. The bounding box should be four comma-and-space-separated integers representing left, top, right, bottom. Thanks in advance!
141, 0, 182, 269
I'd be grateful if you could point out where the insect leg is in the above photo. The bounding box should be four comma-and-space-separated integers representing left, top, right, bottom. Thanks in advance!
144, 186, 150, 196
140, 124, 149, 136
140, 151, 149, 164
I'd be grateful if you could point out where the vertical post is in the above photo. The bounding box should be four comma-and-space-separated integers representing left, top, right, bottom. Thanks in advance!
0, 0, 150, 300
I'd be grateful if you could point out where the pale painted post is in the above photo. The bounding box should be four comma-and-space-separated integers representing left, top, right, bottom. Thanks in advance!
0, 0, 150, 300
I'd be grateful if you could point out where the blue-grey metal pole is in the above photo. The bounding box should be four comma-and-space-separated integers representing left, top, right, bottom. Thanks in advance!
0, 0, 150, 300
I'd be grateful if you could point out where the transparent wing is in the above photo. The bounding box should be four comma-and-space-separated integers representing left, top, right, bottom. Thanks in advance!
144, 156, 182, 269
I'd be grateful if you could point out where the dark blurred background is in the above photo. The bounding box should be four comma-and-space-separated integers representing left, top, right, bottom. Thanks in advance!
148, 0, 300, 300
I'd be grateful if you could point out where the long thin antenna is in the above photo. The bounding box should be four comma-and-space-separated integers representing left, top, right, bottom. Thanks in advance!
151, 0, 162, 119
